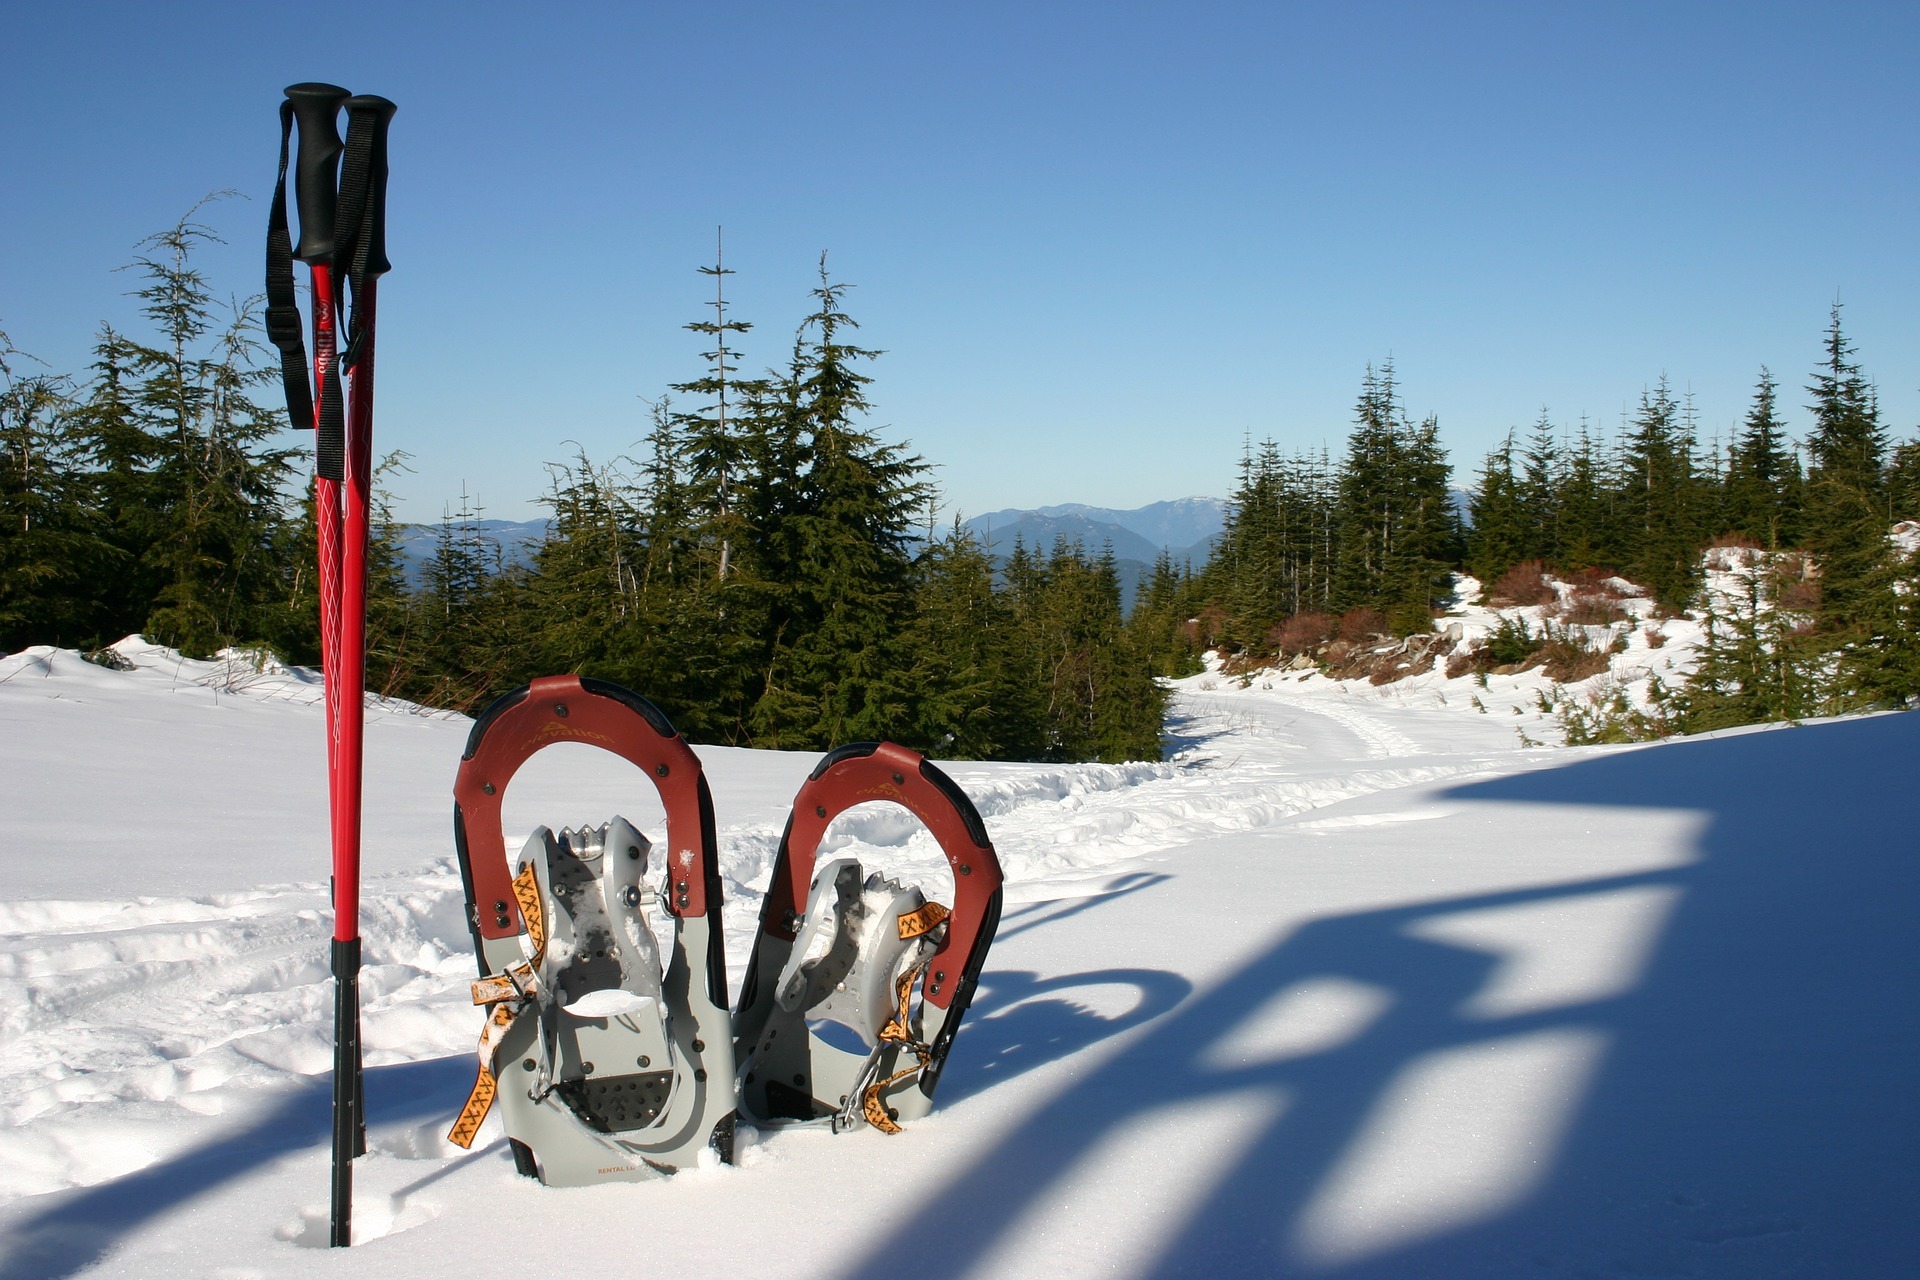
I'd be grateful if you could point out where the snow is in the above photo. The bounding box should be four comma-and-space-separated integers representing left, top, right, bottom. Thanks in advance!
2, 638, 1916, 1277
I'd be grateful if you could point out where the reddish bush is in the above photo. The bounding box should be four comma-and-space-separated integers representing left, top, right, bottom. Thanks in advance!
1540, 636, 1611, 682
1778, 578, 1821, 612
1489, 560, 1555, 606
1336, 607, 1388, 642
1562, 591, 1628, 625
1269, 612, 1335, 655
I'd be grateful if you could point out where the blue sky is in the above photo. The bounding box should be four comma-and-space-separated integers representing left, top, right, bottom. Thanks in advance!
4, 2, 1916, 522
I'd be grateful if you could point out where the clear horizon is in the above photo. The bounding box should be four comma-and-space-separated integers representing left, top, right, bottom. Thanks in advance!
5, 2, 1915, 523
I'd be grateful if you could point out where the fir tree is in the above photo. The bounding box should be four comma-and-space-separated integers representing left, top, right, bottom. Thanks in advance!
1555, 420, 1611, 571
1519, 410, 1561, 562
106, 203, 299, 655
1723, 369, 1802, 549
1467, 434, 1526, 586
0, 333, 113, 650
748, 258, 932, 749
1801, 305, 1889, 633
1613, 377, 1704, 607
1887, 436, 1920, 525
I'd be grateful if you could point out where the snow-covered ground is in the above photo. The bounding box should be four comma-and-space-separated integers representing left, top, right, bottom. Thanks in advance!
2, 639, 1915, 1277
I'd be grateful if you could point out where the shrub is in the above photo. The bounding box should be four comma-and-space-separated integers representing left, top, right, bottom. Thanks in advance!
1537, 626, 1611, 682
1270, 612, 1334, 655
1386, 601, 1435, 637
1336, 607, 1388, 642
1778, 577, 1821, 613
1490, 560, 1555, 606
1562, 591, 1628, 625
1484, 615, 1539, 665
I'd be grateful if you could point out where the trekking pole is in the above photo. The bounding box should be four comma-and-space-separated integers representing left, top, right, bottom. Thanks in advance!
265, 82, 394, 1249
325, 94, 395, 1248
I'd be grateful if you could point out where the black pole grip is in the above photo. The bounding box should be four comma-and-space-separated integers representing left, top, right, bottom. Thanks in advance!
343, 95, 396, 278
284, 83, 351, 264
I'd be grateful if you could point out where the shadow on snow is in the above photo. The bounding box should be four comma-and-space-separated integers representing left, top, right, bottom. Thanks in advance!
839, 712, 1920, 1278
0, 1055, 478, 1280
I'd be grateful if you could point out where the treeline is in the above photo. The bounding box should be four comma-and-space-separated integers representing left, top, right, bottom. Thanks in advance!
1182, 313, 1920, 726
0, 210, 1165, 762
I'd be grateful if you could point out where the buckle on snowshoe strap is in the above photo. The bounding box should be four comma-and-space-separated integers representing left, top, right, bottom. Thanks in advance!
897, 901, 949, 940
857, 962, 939, 1134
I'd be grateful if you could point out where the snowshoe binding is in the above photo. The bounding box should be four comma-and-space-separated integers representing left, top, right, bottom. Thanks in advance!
447, 676, 737, 1184
734, 741, 1003, 1134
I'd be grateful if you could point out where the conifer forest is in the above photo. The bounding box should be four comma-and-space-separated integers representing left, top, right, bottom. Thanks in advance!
4, 209, 1919, 759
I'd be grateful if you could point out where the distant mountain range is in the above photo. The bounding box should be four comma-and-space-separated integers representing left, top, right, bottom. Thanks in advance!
961, 497, 1226, 566
391, 499, 1230, 601
391, 519, 547, 584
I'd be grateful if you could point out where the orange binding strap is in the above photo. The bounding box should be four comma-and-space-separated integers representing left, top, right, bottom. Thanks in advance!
447, 865, 548, 1148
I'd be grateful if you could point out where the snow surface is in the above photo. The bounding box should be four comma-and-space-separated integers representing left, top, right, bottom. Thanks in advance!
2, 637, 1916, 1277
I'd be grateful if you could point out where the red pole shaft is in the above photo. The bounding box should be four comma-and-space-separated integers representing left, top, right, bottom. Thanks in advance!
334, 281, 377, 941
310, 266, 344, 819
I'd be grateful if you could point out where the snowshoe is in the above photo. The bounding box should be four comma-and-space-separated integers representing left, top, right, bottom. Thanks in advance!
734, 741, 1003, 1134
446, 675, 737, 1184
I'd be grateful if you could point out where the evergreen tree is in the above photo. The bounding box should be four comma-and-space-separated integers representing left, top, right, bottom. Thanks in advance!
105, 204, 299, 655
520, 452, 645, 678
1127, 548, 1203, 678
672, 235, 764, 587
1330, 363, 1455, 630
748, 258, 932, 750
1002, 538, 1164, 761
1673, 551, 1821, 731
1801, 306, 1889, 632
66, 328, 169, 642
1519, 410, 1561, 562
1555, 420, 1611, 571
1887, 435, 1920, 525
1723, 369, 1802, 549
873, 520, 1019, 757
0, 334, 113, 650
1467, 433, 1526, 585
1613, 377, 1704, 607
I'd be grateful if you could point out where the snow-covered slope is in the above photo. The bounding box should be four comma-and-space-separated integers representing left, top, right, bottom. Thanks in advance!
2, 640, 1914, 1277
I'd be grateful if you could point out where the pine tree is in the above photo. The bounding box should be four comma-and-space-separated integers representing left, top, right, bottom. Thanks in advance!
1556, 420, 1611, 571
1519, 410, 1561, 562
1723, 369, 1802, 549
66, 328, 168, 643
1673, 550, 1821, 731
1331, 364, 1402, 613
748, 258, 932, 749
1127, 548, 1203, 678
1467, 434, 1525, 586
874, 520, 1017, 757
1887, 436, 1920, 525
0, 333, 114, 650
1330, 363, 1454, 630
1613, 377, 1704, 607
105, 204, 299, 655
672, 234, 764, 587
1802, 306, 1889, 633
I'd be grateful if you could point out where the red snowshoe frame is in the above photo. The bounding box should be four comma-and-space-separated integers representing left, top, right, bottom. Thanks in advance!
450, 675, 736, 1183
734, 741, 1004, 1132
